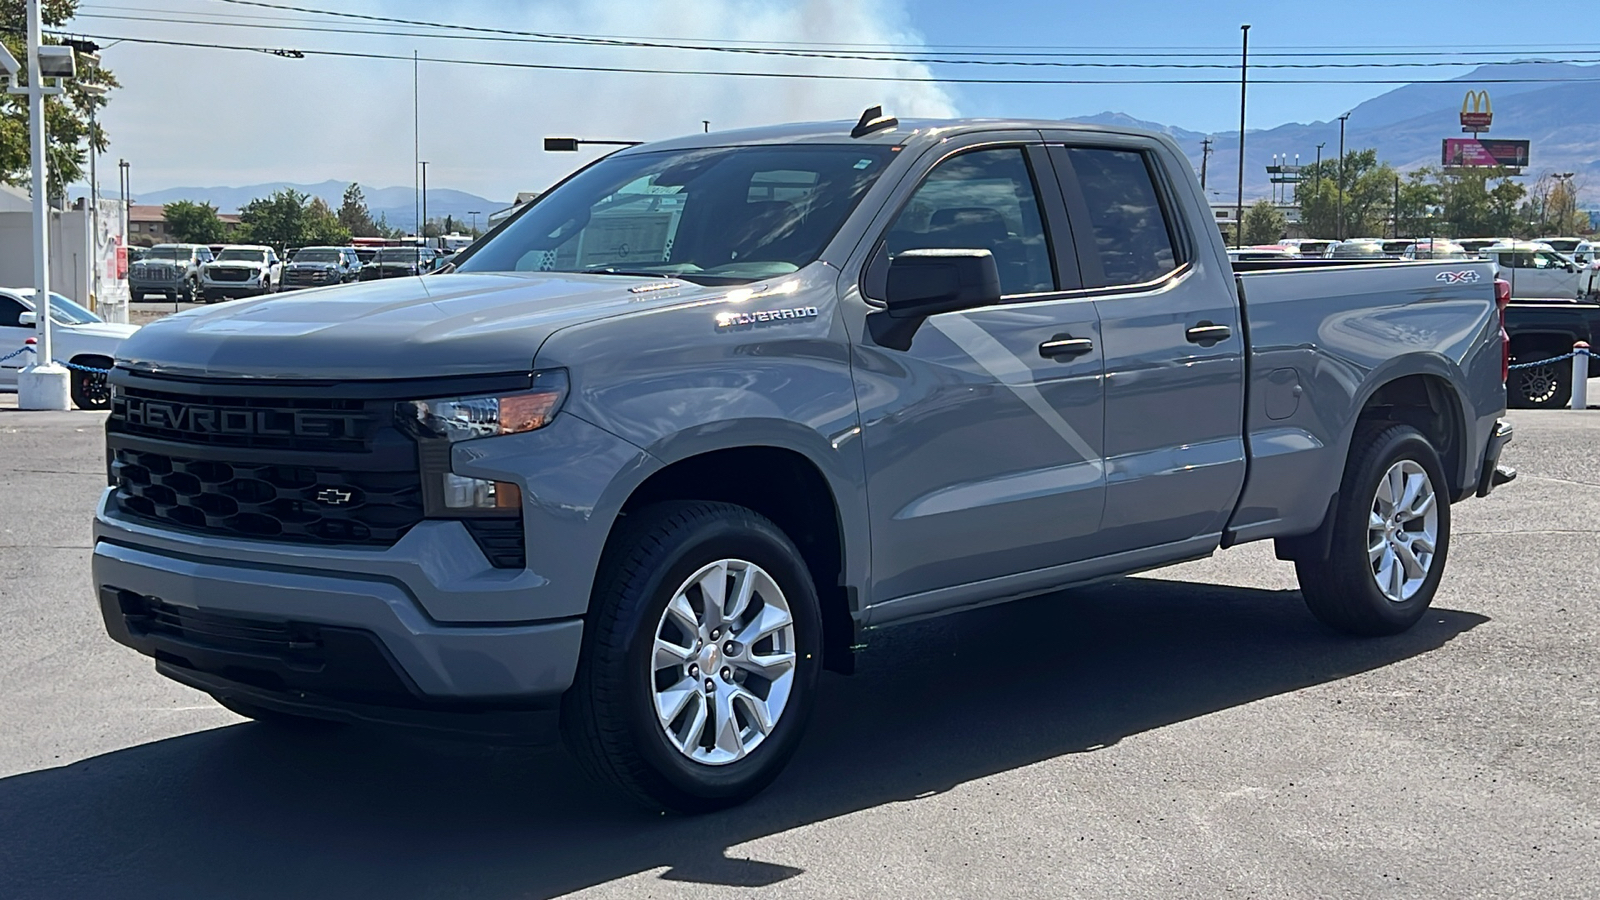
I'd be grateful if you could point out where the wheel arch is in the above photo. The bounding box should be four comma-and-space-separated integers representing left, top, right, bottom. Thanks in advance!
1349, 363, 1471, 500
608, 432, 862, 674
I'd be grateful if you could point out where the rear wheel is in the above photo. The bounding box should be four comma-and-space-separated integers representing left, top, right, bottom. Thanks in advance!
1295, 423, 1451, 636
1509, 350, 1571, 409
563, 501, 822, 813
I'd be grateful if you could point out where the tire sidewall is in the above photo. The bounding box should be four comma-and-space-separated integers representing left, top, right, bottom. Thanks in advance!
606, 513, 822, 807
1336, 427, 1452, 630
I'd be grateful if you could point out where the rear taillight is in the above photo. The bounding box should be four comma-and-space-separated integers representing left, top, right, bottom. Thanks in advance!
1495, 277, 1511, 383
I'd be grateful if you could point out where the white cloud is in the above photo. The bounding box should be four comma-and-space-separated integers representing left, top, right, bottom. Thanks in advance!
91, 0, 957, 202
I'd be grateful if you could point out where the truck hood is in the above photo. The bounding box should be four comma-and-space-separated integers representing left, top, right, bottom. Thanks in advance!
67, 322, 140, 340
115, 271, 714, 380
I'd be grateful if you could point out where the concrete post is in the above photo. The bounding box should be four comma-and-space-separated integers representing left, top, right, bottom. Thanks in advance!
1572, 342, 1590, 411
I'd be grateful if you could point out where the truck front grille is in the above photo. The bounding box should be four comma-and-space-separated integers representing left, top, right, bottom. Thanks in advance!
208, 268, 252, 282
112, 447, 423, 545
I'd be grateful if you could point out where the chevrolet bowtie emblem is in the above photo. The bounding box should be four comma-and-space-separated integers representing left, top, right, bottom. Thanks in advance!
316, 487, 353, 506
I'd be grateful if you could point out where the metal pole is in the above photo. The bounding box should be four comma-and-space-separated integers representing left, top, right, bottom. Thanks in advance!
27, 0, 53, 386
1573, 342, 1590, 411
1234, 24, 1249, 249
413, 49, 419, 237
1393, 176, 1400, 239
419, 160, 428, 242
1337, 114, 1349, 241
1200, 137, 1212, 191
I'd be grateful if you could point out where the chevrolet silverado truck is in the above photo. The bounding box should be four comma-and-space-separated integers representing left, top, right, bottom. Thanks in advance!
94, 113, 1515, 812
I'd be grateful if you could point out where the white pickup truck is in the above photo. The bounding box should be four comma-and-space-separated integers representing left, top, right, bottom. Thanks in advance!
0, 289, 137, 409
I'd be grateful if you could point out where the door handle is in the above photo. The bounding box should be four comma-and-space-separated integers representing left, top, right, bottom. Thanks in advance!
1185, 322, 1232, 346
1039, 334, 1094, 359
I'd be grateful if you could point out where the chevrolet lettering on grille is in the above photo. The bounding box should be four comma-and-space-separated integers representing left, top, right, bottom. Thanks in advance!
120, 398, 363, 439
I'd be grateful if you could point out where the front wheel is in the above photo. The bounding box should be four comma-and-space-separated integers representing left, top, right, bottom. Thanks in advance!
69, 362, 111, 410
1296, 423, 1451, 636
563, 501, 822, 813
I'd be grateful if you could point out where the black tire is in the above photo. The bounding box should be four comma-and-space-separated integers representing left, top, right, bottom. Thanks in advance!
130, 291, 144, 304
1509, 350, 1571, 409
69, 360, 112, 410
214, 696, 348, 733
179, 278, 196, 303
562, 501, 823, 813
1296, 423, 1451, 636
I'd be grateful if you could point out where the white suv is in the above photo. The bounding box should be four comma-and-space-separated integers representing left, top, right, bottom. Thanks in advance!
0, 289, 138, 409
198, 245, 282, 302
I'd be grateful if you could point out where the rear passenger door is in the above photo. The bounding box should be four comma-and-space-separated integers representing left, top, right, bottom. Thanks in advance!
1043, 137, 1246, 554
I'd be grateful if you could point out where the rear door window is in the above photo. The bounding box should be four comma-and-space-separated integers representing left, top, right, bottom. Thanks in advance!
1052, 146, 1182, 288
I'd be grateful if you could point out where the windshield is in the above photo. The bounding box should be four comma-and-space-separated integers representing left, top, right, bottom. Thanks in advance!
144, 247, 186, 261
294, 249, 341, 263
458, 144, 896, 284
374, 248, 421, 262
217, 249, 267, 263
24, 292, 103, 325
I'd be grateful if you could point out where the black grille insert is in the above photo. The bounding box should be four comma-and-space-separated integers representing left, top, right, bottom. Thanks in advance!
113, 447, 423, 545
110, 386, 374, 452
463, 518, 527, 569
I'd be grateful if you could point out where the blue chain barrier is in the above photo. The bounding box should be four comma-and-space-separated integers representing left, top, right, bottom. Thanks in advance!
1509, 348, 1592, 371
0, 345, 113, 374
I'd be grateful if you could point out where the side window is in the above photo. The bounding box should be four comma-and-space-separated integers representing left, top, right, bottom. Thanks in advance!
878, 147, 1055, 297
0, 296, 24, 328
1057, 147, 1180, 288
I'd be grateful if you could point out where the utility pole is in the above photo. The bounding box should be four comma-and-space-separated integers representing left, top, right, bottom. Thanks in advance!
1337, 113, 1350, 241
467, 209, 480, 236
1200, 137, 1213, 191
1393, 175, 1401, 239
1234, 24, 1249, 249
419, 160, 428, 243
702, 120, 710, 133
413, 50, 419, 237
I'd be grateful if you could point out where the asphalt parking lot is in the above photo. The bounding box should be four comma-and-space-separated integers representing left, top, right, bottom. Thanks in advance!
1, 406, 1597, 899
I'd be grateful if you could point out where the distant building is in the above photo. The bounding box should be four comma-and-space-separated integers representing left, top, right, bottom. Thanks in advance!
127, 203, 242, 246
488, 191, 540, 228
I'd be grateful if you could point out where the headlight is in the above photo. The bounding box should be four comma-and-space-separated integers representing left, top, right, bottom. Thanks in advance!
398, 370, 568, 513
396, 370, 568, 442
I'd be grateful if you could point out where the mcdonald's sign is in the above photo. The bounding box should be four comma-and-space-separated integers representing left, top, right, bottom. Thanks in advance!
1461, 90, 1492, 131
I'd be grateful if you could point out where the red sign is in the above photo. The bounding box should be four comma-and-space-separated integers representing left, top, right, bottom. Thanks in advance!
1442, 138, 1529, 168
1460, 90, 1492, 131
114, 238, 128, 279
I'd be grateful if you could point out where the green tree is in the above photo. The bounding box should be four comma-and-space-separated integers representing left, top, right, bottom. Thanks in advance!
1294, 149, 1399, 238
1394, 171, 1441, 238
237, 188, 350, 251
162, 199, 225, 243
0, 3, 119, 201
1240, 199, 1287, 245
337, 182, 378, 237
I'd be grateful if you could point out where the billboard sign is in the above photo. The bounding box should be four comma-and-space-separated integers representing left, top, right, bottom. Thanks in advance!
1442, 138, 1529, 168
1460, 90, 1493, 132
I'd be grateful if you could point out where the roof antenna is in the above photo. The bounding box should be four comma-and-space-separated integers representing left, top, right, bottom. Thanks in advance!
851, 105, 898, 138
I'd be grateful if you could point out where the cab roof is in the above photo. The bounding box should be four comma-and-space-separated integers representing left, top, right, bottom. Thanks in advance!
611, 117, 1178, 156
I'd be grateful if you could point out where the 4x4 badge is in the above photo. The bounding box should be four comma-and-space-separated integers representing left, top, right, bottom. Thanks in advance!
316, 487, 353, 506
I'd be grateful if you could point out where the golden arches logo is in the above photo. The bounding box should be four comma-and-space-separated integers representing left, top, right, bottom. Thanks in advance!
1462, 90, 1492, 115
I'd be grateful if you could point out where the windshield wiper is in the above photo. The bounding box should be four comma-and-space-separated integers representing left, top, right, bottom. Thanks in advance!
579, 266, 678, 278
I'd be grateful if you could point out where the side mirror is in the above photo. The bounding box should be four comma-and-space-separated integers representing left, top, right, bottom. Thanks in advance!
869, 249, 1002, 350
17, 310, 35, 326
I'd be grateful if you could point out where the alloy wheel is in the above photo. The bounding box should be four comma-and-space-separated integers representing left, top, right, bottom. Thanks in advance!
650, 558, 797, 765
1368, 460, 1439, 603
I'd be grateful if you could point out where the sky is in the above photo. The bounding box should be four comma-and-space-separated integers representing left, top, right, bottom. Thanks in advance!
76, 0, 1592, 203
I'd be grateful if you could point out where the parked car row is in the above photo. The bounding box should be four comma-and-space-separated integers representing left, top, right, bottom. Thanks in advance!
128, 243, 452, 303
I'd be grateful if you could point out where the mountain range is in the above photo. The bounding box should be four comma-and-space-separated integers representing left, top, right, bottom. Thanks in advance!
133, 180, 506, 233
1072, 60, 1600, 205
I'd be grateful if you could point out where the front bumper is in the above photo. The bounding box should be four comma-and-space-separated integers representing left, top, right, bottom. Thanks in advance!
1476, 418, 1517, 497
130, 278, 182, 294
94, 496, 584, 731
199, 280, 269, 298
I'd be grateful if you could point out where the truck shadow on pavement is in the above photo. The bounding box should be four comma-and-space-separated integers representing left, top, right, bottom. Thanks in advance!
0, 577, 1486, 900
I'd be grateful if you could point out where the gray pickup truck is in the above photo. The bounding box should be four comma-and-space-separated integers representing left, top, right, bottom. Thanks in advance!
94, 113, 1514, 812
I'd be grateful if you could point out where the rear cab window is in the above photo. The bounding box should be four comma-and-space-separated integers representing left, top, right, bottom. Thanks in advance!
1049, 145, 1185, 289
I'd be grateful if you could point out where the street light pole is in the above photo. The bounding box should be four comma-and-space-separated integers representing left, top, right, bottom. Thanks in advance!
1234, 24, 1249, 249
419, 160, 429, 244
15, 0, 70, 409
467, 210, 480, 236
1337, 113, 1350, 241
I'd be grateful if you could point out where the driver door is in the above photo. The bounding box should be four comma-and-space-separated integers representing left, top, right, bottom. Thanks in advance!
851, 139, 1108, 611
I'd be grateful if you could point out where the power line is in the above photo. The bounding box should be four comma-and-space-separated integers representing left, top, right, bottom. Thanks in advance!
60, 12, 1600, 71
56, 29, 1600, 85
